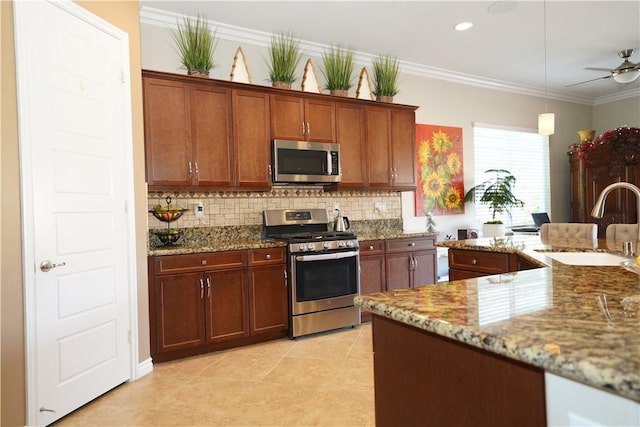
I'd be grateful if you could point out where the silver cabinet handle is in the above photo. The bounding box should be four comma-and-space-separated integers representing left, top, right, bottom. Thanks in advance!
408, 242, 416, 247
306, 122, 311, 136
368, 245, 374, 251
472, 259, 477, 265
301, 122, 305, 136
200, 278, 204, 299
195, 162, 199, 177
266, 254, 271, 260
206, 277, 211, 298
268, 164, 272, 181
40, 260, 66, 272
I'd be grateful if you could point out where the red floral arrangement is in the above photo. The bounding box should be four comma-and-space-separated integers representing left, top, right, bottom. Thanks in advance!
568, 126, 640, 160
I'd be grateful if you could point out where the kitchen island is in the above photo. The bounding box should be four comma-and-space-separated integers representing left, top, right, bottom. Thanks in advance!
355, 235, 640, 427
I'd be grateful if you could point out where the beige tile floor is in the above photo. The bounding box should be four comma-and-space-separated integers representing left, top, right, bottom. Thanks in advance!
54, 323, 374, 427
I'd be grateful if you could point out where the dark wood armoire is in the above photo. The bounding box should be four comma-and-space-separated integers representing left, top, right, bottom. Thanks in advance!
570, 135, 640, 237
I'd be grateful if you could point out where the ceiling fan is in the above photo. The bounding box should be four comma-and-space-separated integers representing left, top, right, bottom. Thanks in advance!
566, 49, 640, 87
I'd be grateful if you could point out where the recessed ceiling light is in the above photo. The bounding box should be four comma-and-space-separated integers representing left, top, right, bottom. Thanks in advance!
454, 22, 473, 31
488, 0, 518, 14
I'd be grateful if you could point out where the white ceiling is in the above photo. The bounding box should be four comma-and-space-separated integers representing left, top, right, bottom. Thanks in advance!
139, 0, 640, 104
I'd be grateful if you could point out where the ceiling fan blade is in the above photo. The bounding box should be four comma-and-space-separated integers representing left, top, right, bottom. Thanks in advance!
584, 67, 614, 72
565, 75, 612, 87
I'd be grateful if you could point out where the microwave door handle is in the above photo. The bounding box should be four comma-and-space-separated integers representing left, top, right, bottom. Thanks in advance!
296, 251, 358, 262
326, 151, 332, 175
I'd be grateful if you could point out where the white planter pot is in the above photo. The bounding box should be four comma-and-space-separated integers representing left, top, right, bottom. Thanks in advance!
483, 223, 505, 238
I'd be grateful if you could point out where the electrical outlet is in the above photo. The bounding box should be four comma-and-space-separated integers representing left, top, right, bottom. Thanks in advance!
195, 201, 204, 218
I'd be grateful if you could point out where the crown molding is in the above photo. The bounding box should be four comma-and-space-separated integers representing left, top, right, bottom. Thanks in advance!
140, 7, 638, 107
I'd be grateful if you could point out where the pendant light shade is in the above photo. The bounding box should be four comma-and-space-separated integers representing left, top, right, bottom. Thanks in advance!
538, 112, 555, 136
538, 0, 555, 136
613, 69, 640, 84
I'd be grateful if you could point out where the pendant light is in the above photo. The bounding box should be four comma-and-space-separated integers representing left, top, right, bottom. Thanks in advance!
538, 0, 555, 136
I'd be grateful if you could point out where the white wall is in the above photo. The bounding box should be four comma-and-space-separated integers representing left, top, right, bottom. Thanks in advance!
140, 19, 635, 240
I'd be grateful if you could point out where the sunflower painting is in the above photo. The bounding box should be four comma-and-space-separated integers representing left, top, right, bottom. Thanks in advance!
415, 124, 464, 216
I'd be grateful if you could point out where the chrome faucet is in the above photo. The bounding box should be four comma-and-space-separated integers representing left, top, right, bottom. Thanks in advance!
591, 183, 640, 241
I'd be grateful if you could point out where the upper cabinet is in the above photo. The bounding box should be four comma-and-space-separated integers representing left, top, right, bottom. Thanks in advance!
270, 94, 336, 142
142, 70, 417, 192
143, 71, 271, 192
364, 106, 416, 190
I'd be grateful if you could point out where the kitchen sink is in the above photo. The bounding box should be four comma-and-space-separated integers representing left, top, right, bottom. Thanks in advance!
536, 251, 630, 266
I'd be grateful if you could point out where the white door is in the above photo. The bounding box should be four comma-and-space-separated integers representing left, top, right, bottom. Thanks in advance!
13, 1, 136, 425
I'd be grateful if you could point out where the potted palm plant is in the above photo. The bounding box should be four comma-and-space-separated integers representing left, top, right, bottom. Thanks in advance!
172, 14, 217, 77
464, 169, 524, 237
372, 54, 399, 102
321, 44, 354, 96
267, 31, 302, 89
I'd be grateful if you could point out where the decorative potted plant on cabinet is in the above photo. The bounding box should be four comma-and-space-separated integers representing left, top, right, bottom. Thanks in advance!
321, 44, 354, 96
172, 14, 217, 77
372, 54, 399, 102
464, 169, 524, 238
267, 31, 302, 89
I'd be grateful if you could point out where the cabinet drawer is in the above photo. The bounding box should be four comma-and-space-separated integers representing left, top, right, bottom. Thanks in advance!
248, 247, 286, 266
155, 251, 247, 275
385, 237, 434, 253
448, 249, 509, 274
360, 240, 385, 255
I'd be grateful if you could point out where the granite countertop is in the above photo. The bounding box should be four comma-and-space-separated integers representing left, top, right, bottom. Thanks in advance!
355, 235, 640, 403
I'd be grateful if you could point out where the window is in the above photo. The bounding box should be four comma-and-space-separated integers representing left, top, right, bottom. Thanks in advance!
472, 124, 550, 227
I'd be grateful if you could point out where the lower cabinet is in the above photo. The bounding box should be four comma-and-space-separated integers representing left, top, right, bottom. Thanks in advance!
149, 247, 287, 362
448, 248, 542, 281
359, 236, 437, 322
359, 240, 386, 322
385, 237, 437, 291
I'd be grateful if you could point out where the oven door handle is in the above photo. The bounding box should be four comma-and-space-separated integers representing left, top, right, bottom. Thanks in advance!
295, 251, 358, 262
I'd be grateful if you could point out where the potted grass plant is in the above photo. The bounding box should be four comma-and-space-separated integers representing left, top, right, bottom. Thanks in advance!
321, 44, 354, 96
464, 169, 524, 237
172, 14, 217, 77
267, 31, 302, 89
372, 54, 400, 102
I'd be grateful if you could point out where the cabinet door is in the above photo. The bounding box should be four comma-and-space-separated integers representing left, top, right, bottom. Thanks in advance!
205, 269, 249, 343
385, 252, 412, 291
360, 253, 386, 322
154, 272, 205, 354
305, 98, 336, 142
248, 264, 288, 335
585, 164, 624, 237
365, 106, 393, 187
390, 109, 417, 189
191, 85, 233, 186
413, 250, 437, 286
336, 102, 367, 187
143, 77, 191, 186
233, 89, 271, 188
270, 94, 305, 140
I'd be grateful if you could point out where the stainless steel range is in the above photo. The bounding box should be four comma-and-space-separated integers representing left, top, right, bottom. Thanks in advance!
263, 209, 360, 338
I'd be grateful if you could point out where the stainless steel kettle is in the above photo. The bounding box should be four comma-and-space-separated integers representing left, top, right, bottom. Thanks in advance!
334, 210, 350, 232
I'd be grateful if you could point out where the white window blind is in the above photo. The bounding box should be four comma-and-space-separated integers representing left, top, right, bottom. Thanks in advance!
472, 125, 550, 227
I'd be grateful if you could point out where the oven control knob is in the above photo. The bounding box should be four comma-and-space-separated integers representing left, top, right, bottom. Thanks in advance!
346, 240, 354, 247
337, 240, 346, 247
323, 242, 331, 249
298, 244, 306, 251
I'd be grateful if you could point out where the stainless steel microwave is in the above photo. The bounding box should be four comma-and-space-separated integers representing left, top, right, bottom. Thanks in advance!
272, 139, 341, 184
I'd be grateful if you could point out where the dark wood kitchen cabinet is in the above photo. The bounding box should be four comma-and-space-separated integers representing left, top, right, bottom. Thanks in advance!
248, 248, 288, 335
143, 76, 233, 188
359, 240, 386, 322
270, 94, 336, 142
232, 89, 271, 189
364, 106, 417, 190
151, 251, 248, 356
385, 237, 437, 291
448, 248, 542, 281
149, 247, 288, 362
143, 70, 271, 192
336, 102, 367, 187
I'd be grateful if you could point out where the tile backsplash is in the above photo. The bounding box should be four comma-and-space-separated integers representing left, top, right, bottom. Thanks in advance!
148, 186, 402, 230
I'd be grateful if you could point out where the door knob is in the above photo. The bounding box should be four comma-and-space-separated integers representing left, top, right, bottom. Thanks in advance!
39, 260, 66, 272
